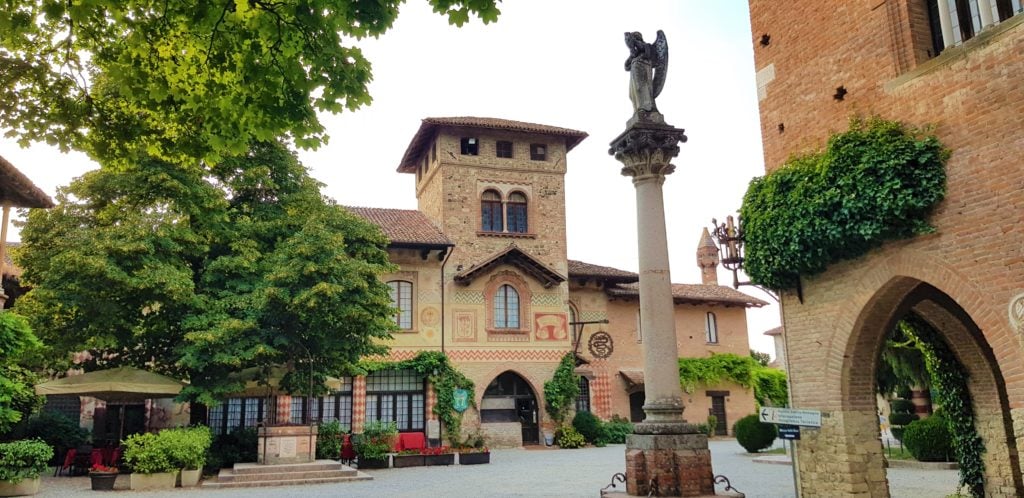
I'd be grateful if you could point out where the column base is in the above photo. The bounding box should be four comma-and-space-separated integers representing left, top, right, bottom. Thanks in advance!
624, 433, 714, 497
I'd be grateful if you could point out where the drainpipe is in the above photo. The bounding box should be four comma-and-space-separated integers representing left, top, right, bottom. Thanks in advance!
439, 246, 453, 353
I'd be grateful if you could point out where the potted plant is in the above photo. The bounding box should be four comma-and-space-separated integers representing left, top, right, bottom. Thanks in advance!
456, 431, 490, 465
354, 421, 396, 469
164, 426, 211, 487
88, 464, 119, 491
123, 432, 177, 490
392, 449, 425, 468
0, 439, 52, 497
421, 446, 454, 466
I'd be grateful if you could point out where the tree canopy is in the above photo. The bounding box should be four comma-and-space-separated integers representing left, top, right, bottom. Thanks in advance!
0, 312, 44, 433
16, 141, 398, 404
0, 0, 500, 166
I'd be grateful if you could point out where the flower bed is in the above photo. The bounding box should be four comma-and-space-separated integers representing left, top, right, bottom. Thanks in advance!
421, 446, 454, 466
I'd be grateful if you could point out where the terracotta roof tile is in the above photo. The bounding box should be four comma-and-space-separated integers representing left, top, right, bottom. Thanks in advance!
607, 282, 769, 308
398, 117, 588, 173
567, 259, 638, 282
344, 207, 452, 248
0, 155, 54, 208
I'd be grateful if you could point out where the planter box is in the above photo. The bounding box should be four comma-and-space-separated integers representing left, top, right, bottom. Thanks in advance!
0, 477, 40, 497
177, 469, 201, 487
458, 452, 491, 465
129, 472, 177, 490
357, 457, 389, 469
393, 455, 425, 468
90, 473, 118, 491
424, 453, 455, 466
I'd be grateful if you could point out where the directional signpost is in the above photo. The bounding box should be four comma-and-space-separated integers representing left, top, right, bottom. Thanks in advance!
759, 407, 822, 427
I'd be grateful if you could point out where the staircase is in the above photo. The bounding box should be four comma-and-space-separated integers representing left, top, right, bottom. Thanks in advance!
203, 460, 372, 488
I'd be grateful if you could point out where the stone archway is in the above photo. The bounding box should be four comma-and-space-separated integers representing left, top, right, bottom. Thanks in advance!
803, 276, 1024, 497
481, 371, 540, 446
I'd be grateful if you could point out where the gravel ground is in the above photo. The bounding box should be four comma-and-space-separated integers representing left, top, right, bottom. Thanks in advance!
36, 439, 960, 497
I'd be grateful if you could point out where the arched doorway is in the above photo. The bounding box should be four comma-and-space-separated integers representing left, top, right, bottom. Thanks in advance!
833, 278, 1023, 496
482, 371, 539, 445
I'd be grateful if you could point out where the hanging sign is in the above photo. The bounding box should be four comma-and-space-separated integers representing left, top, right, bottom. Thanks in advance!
452, 388, 470, 413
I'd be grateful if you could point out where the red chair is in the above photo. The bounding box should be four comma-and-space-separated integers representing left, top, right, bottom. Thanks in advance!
54, 448, 76, 476
90, 449, 104, 468
340, 435, 355, 464
109, 447, 122, 466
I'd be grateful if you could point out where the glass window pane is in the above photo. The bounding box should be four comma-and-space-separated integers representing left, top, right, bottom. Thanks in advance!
366, 394, 378, 422
397, 396, 409, 430
412, 394, 425, 430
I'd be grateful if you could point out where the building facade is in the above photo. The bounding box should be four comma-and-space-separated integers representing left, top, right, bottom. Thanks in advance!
749, 0, 1024, 495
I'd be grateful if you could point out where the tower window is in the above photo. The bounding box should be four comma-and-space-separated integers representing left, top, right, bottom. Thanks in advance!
530, 144, 546, 161
481, 189, 503, 232
705, 312, 718, 344
496, 141, 514, 158
461, 137, 479, 156
506, 192, 528, 233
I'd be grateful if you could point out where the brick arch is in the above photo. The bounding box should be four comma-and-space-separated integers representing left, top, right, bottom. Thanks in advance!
475, 366, 543, 408
821, 249, 1024, 496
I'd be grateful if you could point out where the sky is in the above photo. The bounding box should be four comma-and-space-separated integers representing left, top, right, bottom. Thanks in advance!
0, 0, 782, 355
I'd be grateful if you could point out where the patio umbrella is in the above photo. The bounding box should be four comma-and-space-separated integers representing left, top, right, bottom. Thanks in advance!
35, 367, 186, 441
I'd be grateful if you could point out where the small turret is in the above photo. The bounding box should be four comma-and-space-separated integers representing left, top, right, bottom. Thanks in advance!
697, 227, 720, 285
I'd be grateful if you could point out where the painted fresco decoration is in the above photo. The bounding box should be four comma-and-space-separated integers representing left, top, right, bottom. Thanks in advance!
588, 331, 614, 359
534, 313, 568, 341
452, 388, 470, 413
1009, 292, 1024, 333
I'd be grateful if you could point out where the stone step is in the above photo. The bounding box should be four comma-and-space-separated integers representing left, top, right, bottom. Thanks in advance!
217, 469, 359, 483
232, 460, 344, 475
202, 473, 373, 489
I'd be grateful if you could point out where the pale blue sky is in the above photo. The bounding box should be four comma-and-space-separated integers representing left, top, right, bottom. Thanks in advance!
0, 1, 781, 354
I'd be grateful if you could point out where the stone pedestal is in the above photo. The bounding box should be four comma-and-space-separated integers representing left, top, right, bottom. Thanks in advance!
257, 425, 317, 465
625, 433, 715, 497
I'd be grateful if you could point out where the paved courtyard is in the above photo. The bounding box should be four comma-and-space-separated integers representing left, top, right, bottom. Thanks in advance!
37, 440, 960, 497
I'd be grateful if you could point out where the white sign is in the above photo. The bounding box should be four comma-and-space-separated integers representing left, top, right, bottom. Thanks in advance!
759, 407, 822, 428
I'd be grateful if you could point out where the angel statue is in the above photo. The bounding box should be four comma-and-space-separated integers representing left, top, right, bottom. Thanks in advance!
624, 30, 668, 122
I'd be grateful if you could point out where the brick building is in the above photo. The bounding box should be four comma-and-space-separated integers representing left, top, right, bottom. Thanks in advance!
749, 0, 1024, 495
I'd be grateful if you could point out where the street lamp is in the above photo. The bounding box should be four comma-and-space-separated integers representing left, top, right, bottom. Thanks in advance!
710, 215, 799, 303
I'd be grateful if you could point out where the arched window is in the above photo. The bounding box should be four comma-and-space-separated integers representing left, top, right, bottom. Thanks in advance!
481, 189, 503, 232
494, 284, 520, 329
506, 192, 528, 233
705, 312, 718, 344
576, 377, 591, 413
388, 280, 413, 330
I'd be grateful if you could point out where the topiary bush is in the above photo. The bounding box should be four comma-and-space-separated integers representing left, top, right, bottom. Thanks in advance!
733, 414, 777, 453
556, 426, 586, 449
572, 411, 607, 445
903, 414, 953, 462
889, 398, 915, 414
603, 415, 633, 444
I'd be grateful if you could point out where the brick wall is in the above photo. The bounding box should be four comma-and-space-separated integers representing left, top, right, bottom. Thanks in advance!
750, 1, 1024, 495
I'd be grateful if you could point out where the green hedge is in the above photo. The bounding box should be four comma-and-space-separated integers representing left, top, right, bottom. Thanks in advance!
740, 117, 947, 290
903, 414, 953, 462
678, 354, 787, 407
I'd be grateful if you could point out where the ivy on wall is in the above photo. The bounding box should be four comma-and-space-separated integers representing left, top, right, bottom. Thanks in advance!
677, 353, 788, 408
898, 316, 985, 497
543, 353, 579, 426
356, 351, 474, 443
740, 117, 948, 290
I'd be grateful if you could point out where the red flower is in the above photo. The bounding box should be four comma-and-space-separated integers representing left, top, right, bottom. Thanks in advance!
90, 464, 118, 474
419, 446, 452, 455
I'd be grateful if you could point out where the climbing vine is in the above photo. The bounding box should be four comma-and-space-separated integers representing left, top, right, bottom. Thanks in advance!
740, 116, 948, 289
678, 353, 787, 407
543, 353, 579, 426
356, 351, 474, 444
898, 316, 985, 497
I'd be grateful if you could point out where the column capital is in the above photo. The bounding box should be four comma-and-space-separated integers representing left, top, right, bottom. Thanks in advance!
609, 122, 688, 179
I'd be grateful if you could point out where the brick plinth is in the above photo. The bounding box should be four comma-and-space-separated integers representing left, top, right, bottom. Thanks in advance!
624, 434, 714, 497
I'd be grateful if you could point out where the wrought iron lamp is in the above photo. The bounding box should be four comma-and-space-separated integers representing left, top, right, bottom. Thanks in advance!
710, 215, 799, 303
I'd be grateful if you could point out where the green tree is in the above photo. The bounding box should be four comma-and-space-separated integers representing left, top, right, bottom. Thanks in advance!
0, 0, 500, 167
0, 312, 44, 433
750, 349, 771, 367
16, 140, 396, 404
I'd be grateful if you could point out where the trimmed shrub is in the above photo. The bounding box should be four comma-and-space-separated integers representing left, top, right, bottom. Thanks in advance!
556, 426, 585, 449
316, 420, 345, 460
163, 426, 212, 470
706, 415, 719, 437
604, 415, 633, 444
733, 414, 777, 453
205, 427, 257, 472
0, 439, 53, 483
903, 414, 953, 462
572, 411, 607, 444
123, 432, 177, 474
889, 398, 915, 414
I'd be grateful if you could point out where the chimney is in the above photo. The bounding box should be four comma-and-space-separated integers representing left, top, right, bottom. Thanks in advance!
696, 227, 720, 285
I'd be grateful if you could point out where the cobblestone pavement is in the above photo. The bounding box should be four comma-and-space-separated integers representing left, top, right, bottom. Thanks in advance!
37, 439, 960, 497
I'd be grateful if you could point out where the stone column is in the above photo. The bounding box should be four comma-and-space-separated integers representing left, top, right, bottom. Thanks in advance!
610, 121, 714, 496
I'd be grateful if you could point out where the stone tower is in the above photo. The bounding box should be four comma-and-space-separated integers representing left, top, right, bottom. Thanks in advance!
696, 227, 719, 285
